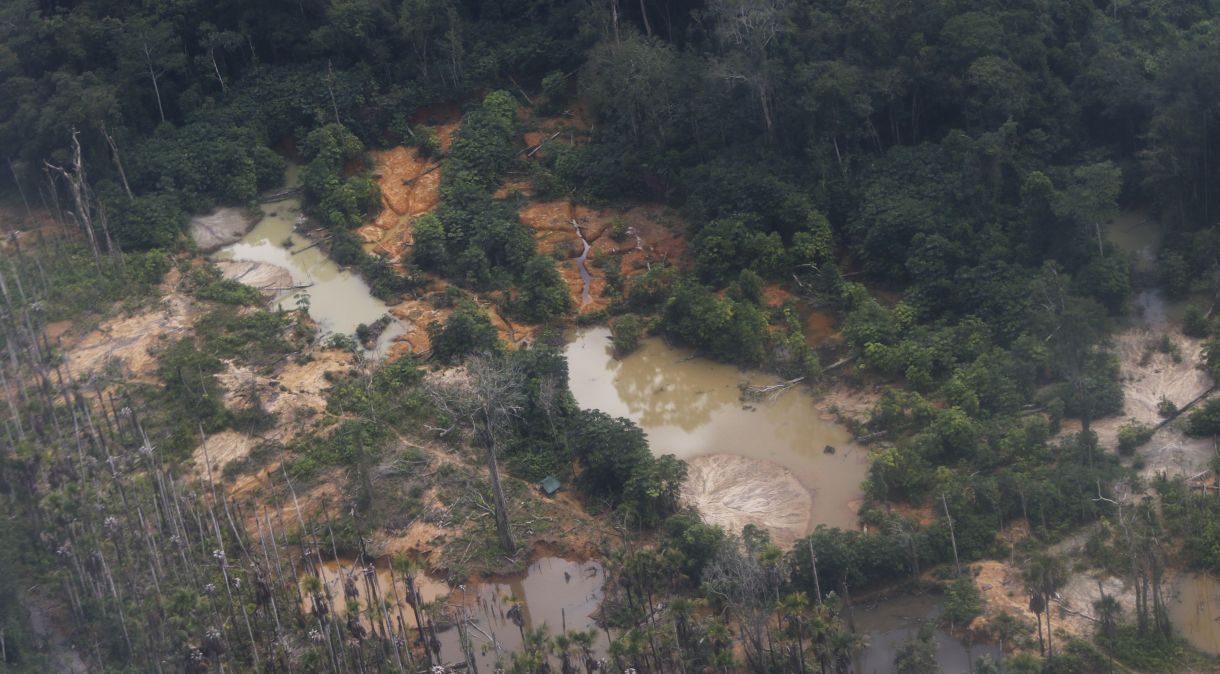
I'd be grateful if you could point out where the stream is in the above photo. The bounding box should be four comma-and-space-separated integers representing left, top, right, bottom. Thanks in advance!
572, 221, 592, 306
212, 170, 404, 356
564, 327, 868, 540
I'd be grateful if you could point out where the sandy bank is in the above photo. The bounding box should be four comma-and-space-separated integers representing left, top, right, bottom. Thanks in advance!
190, 207, 256, 252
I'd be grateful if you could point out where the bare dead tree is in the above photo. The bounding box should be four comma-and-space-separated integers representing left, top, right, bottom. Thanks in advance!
43, 129, 102, 267
429, 354, 525, 555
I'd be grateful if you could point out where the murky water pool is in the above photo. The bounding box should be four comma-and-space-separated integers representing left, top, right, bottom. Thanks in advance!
854, 593, 1003, 674
212, 181, 403, 355
303, 557, 607, 671
565, 327, 868, 534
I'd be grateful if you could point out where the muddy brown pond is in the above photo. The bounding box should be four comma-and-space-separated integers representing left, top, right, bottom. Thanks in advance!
302, 557, 607, 671
565, 327, 869, 543
853, 594, 1003, 673
213, 169, 404, 355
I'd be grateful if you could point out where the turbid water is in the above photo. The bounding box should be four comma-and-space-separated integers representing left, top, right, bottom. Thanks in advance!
213, 171, 403, 355
853, 594, 1003, 674
565, 328, 868, 536
303, 557, 606, 670
1169, 572, 1220, 656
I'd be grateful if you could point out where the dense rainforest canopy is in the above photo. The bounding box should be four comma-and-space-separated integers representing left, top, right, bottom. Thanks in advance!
7, 0, 1220, 673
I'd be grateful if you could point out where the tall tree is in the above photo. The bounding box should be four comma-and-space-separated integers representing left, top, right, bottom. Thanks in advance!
429, 354, 524, 554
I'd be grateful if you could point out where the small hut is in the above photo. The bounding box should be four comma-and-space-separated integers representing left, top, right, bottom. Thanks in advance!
538, 475, 561, 496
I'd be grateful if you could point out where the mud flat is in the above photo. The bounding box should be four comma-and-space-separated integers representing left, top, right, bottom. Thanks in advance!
190, 207, 256, 253
1169, 572, 1220, 656
565, 327, 869, 538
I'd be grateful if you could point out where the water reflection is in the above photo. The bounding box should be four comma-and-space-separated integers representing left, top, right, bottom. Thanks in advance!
301, 557, 607, 671
213, 195, 402, 355
853, 594, 1003, 674
565, 328, 868, 531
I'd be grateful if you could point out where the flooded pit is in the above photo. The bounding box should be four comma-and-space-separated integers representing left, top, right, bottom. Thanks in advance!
212, 174, 404, 355
1169, 572, 1220, 656
565, 327, 868, 539
302, 557, 607, 671
853, 594, 1003, 674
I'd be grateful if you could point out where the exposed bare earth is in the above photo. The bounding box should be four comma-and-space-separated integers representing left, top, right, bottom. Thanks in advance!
65, 288, 196, 380
682, 454, 813, 549
1059, 326, 1213, 452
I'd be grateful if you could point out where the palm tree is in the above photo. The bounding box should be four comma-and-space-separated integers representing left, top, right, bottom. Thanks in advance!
1024, 553, 1065, 660
1093, 594, 1121, 639
776, 592, 810, 674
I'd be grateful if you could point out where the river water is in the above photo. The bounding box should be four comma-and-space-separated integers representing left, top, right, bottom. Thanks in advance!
212, 174, 404, 355
564, 327, 868, 535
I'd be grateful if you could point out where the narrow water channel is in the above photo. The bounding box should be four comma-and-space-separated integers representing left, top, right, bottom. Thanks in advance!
212, 173, 404, 355
564, 327, 868, 538
572, 222, 592, 306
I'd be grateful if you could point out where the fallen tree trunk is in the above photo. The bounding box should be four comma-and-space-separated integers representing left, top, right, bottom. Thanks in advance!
1152, 385, 1216, 432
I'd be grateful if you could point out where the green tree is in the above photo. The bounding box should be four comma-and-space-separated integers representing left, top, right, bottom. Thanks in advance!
894, 624, 940, 674
569, 409, 650, 497
512, 254, 572, 324
426, 300, 500, 364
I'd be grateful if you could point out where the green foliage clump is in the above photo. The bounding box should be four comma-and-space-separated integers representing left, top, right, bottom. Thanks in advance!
893, 624, 939, 674
1183, 305, 1211, 338
1187, 398, 1220, 437
610, 314, 644, 356
661, 278, 768, 365
568, 409, 685, 526
1116, 421, 1154, 455
427, 300, 500, 364
194, 307, 293, 368
301, 123, 379, 230
511, 253, 572, 324
941, 577, 982, 628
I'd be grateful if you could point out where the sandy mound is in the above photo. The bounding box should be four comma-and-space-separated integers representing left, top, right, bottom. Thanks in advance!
190, 207, 255, 252
215, 260, 293, 298
682, 454, 812, 548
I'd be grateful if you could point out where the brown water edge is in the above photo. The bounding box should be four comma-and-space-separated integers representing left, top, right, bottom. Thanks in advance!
302, 556, 607, 671
1169, 572, 1220, 656
564, 327, 869, 535
852, 593, 1003, 674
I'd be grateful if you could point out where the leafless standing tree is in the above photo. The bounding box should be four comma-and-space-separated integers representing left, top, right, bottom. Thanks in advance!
429, 354, 524, 555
